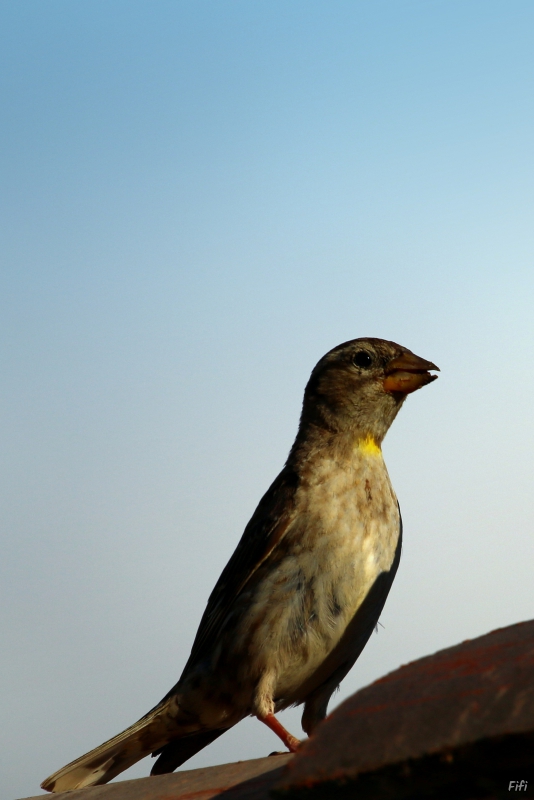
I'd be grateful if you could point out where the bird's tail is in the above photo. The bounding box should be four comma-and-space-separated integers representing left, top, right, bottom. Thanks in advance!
41, 698, 186, 793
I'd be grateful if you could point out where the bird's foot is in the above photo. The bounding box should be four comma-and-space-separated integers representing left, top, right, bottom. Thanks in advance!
257, 712, 301, 753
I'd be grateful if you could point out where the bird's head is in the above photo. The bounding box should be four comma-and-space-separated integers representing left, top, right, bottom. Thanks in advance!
300, 338, 439, 447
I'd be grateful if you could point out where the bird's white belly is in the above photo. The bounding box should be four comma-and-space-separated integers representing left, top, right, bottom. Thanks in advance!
244, 448, 400, 708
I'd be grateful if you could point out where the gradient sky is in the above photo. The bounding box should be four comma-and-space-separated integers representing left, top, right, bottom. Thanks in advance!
2, 2, 534, 797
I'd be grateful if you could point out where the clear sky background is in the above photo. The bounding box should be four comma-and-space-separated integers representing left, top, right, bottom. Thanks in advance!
2, 2, 534, 797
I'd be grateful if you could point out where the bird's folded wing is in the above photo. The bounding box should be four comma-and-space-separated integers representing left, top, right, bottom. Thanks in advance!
179, 466, 299, 674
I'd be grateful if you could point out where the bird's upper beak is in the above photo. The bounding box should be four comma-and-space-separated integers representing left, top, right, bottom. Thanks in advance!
383, 351, 439, 395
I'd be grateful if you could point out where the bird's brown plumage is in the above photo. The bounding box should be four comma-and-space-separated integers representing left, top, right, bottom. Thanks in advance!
41, 338, 438, 792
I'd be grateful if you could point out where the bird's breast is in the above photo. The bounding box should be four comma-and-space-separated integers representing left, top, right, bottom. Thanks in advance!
288, 447, 400, 608
233, 447, 401, 701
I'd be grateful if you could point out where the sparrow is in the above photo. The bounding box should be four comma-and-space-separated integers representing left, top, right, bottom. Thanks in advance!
41, 338, 438, 792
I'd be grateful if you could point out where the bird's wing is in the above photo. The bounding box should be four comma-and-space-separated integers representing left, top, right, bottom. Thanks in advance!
180, 466, 299, 674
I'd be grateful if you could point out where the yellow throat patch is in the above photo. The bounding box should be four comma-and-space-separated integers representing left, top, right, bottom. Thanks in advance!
358, 435, 382, 457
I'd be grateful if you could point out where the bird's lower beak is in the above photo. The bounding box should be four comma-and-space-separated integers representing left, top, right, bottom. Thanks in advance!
383, 351, 439, 395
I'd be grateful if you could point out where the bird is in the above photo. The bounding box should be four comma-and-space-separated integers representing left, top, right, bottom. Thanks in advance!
41, 337, 438, 792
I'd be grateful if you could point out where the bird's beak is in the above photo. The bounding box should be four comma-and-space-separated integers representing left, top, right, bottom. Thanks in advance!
383, 351, 439, 395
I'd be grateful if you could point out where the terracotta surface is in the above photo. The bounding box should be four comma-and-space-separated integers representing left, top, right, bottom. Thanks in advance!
274, 620, 534, 798
21, 754, 292, 800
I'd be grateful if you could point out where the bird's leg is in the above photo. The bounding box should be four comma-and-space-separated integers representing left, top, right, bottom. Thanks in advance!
257, 712, 301, 752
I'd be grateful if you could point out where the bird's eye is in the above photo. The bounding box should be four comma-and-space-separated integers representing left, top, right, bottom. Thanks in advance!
352, 351, 373, 369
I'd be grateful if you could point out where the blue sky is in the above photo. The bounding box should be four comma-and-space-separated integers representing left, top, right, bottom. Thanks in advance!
2, 2, 534, 797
